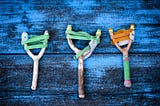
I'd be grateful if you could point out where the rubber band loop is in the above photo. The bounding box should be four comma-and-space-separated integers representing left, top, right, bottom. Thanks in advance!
73, 46, 90, 59
66, 28, 101, 60
22, 34, 49, 50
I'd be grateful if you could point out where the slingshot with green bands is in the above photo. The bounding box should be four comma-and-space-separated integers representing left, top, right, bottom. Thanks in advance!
66, 25, 101, 60
21, 31, 49, 90
66, 25, 101, 98
22, 33, 49, 50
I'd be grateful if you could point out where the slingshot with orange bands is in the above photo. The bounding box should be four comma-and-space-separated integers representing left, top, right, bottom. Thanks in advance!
109, 24, 135, 87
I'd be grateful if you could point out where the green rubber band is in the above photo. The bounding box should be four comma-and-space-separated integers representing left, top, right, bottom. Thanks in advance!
22, 34, 49, 50
24, 44, 47, 50
66, 28, 101, 59
22, 35, 49, 45
66, 30, 100, 43
73, 46, 90, 59
123, 56, 130, 80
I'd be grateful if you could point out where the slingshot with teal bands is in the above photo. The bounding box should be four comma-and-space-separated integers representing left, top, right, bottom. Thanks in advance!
21, 31, 49, 90
66, 25, 101, 98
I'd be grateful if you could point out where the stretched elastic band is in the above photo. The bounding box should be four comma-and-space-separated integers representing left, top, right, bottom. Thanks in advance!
22, 34, 49, 50
66, 28, 101, 59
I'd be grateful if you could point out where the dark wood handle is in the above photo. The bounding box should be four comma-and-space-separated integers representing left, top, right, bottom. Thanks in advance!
78, 56, 85, 98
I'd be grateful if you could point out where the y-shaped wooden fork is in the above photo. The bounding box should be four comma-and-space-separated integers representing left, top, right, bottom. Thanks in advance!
109, 24, 135, 87
66, 25, 101, 98
21, 31, 49, 90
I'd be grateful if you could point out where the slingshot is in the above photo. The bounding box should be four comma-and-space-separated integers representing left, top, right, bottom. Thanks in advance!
66, 25, 101, 98
21, 31, 49, 90
109, 24, 135, 87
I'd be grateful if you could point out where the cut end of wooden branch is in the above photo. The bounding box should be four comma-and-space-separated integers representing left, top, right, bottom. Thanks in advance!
67, 25, 72, 30
124, 80, 131, 88
31, 85, 37, 90
79, 94, 85, 98
130, 24, 134, 30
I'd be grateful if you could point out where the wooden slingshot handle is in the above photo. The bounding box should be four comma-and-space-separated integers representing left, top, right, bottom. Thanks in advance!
28, 48, 46, 90
22, 31, 48, 90
31, 57, 39, 90
78, 56, 85, 98
66, 25, 91, 98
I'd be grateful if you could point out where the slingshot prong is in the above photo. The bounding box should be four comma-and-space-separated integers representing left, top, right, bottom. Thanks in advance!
67, 25, 72, 31
96, 29, 101, 37
130, 24, 134, 30
130, 24, 135, 39
44, 30, 49, 35
21, 32, 28, 43
108, 28, 113, 37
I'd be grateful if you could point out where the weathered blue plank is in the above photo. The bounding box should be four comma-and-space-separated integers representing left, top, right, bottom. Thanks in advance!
0, 0, 159, 53
0, 54, 159, 96
0, 54, 160, 105
1, 94, 160, 106
0, 0, 160, 105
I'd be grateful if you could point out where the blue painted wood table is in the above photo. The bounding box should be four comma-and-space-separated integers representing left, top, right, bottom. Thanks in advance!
0, 0, 160, 105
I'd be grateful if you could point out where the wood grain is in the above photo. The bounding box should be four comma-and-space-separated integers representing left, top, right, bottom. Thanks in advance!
0, 54, 159, 102
0, 0, 159, 54
0, 0, 160, 105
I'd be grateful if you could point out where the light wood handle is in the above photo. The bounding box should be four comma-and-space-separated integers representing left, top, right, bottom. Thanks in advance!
31, 59, 39, 90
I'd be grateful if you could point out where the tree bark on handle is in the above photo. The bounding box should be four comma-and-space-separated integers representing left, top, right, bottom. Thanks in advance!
66, 25, 95, 98
78, 56, 85, 98
31, 59, 39, 90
